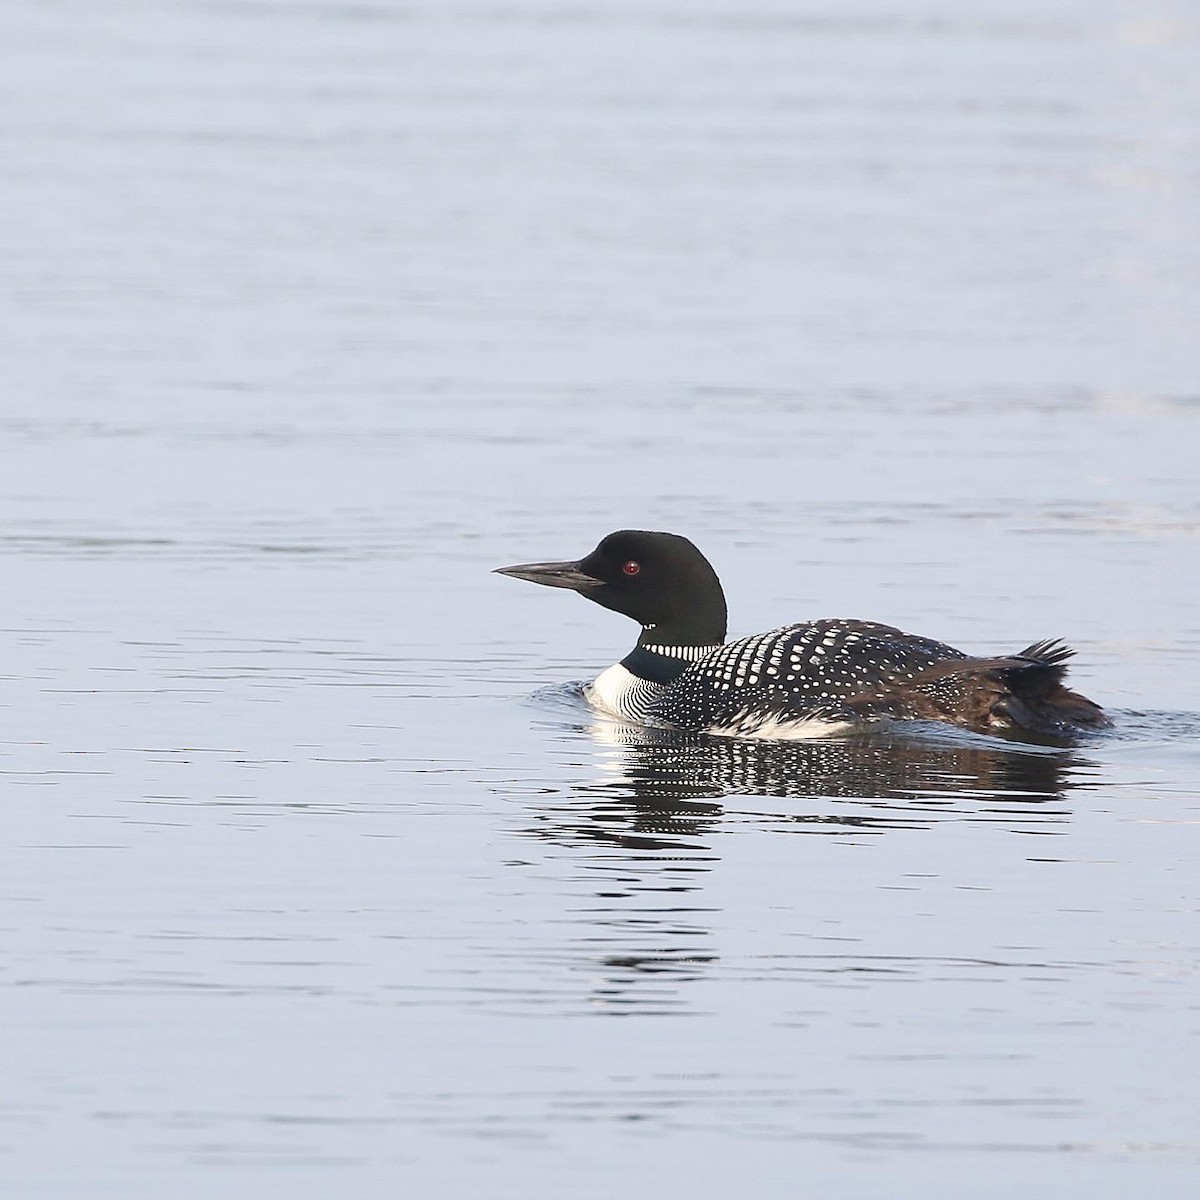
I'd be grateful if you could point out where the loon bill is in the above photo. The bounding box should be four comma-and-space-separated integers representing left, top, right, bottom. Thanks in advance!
496, 529, 1109, 742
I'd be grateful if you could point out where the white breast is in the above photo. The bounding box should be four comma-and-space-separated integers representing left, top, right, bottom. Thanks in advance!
585, 663, 664, 723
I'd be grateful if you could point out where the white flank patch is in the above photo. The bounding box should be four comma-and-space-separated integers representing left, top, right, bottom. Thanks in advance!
707, 710, 861, 741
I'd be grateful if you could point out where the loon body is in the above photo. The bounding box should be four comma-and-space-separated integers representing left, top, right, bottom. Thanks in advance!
497, 530, 1108, 741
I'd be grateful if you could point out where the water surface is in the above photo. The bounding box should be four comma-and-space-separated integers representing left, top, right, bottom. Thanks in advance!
2, 1, 1199, 1196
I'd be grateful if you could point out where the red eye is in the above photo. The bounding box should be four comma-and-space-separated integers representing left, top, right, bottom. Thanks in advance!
622, 560, 641, 576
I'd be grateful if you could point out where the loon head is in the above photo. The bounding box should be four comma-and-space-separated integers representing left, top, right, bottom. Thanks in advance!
496, 529, 728, 646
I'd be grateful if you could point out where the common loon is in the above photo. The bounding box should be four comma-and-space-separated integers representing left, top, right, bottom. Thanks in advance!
496, 529, 1109, 741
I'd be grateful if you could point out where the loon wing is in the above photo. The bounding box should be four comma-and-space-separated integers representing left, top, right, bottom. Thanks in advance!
870, 639, 1108, 736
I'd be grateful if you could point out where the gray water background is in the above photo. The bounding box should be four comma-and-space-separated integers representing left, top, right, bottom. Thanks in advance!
3, 1, 1199, 1196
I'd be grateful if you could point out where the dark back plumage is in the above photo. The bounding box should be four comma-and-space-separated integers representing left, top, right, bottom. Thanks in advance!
655, 620, 963, 729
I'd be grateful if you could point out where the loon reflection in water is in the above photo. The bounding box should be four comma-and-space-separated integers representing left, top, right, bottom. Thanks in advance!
525, 692, 1083, 851
512, 695, 1098, 1016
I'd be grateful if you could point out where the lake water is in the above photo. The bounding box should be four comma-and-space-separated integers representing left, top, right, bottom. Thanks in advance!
3, 0, 1199, 1196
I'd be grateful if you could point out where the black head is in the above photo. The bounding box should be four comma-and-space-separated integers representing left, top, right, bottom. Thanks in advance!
495, 530, 728, 646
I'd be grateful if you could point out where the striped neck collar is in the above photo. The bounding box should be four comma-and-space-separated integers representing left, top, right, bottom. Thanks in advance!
622, 638, 722, 685
639, 641, 722, 661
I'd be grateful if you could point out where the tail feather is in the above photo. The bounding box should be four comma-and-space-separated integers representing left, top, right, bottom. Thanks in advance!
1015, 638, 1075, 670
